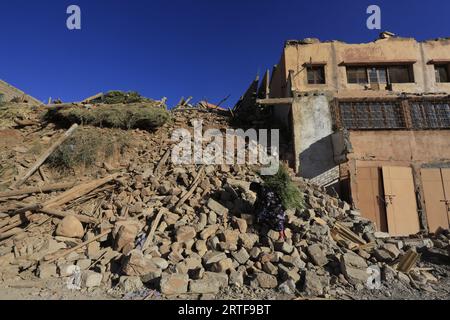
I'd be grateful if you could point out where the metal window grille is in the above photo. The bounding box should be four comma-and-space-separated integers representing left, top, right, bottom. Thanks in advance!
339, 101, 406, 129
411, 102, 450, 129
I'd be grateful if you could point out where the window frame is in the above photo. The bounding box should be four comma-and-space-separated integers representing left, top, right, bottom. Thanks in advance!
435, 64, 450, 83
346, 67, 369, 84
346, 64, 415, 85
306, 65, 326, 85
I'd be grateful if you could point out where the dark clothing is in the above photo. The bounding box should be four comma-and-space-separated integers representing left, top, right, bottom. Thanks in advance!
254, 186, 286, 232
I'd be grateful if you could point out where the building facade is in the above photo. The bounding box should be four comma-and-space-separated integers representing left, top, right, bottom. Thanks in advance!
236, 33, 450, 236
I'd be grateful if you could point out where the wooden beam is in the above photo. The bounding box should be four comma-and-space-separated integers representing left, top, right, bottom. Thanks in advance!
39, 208, 99, 224
11, 124, 79, 188
44, 228, 113, 263
142, 209, 165, 250
256, 98, 294, 105
0, 182, 76, 199
43, 173, 120, 209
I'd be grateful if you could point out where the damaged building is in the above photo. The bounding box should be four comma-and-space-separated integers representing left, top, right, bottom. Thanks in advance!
235, 32, 450, 236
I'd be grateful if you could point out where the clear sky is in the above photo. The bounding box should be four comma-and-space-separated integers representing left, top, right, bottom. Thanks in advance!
1, 0, 450, 107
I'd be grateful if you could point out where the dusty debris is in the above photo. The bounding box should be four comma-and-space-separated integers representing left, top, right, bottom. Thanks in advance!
0, 102, 448, 301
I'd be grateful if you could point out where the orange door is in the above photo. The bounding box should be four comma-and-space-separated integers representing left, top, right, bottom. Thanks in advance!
382, 166, 420, 236
422, 169, 449, 233
355, 167, 388, 232
441, 169, 450, 229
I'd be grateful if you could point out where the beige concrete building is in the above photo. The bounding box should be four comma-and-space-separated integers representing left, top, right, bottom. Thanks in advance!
235, 33, 450, 236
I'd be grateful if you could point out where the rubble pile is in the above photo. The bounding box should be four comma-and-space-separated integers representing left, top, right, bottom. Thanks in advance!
0, 103, 449, 300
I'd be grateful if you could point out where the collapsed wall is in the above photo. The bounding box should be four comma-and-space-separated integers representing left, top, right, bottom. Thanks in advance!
0, 104, 448, 299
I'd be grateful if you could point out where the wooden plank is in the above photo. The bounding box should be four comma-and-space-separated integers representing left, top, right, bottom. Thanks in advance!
44, 228, 113, 263
0, 182, 76, 199
333, 222, 366, 245
142, 209, 165, 250
39, 208, 98, 224
11, 124, 79, 188
397, 249, 420, 273
0, 227, 24, 241
43, 173, 120, 209
154, 149, 171, 177
256, 98, 294, 105
175, 166, 205, 209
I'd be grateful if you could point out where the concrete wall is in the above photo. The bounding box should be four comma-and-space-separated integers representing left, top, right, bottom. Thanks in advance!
291, 94, 337, 183
347, 130, 450, 164
345, 130, 450, 231
276, 37, 450, 97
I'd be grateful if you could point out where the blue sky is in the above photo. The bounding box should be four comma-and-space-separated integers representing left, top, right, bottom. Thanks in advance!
1, 0, 450, 107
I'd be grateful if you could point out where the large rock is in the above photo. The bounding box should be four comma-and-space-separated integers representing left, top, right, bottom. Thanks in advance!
226, 179, 251, 192
149, 257, 169, 270
307, 244, 328, 267
275, 241, 294, 255
229, 270, 244, 287
200, 225, 219, 240
207, 199, 229, 216
213, 258, 234, 273
218, 230, 239, 246
55, 216, 84, 239
340, 252, 369, 285
303, 270, 329, 296
256, 272, 278, 289
160, 273, 189, 295
122, 250, 159, 276
176, 225, 197, 242
279, 279, 296, 295
204, 272, 229, 288
82, 271, 103, 288
232, 217, 248, 233
113, 221, 140, 253
232, 248, 250, 265
118, 276, 144, 292
238, 233, 259, 249
203, 251, 227, 265
37, 264, 57, 279
189, 279, 221, 294
263, 262, 278, 276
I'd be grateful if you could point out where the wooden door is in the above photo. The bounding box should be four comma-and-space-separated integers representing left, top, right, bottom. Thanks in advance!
422, 169, 449, 233
382, 166, 420, 236
441, 169, 450, 229
355, 167, 387, 232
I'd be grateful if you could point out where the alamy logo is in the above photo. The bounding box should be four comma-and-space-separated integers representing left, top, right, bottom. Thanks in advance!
171, 120, 280, 175
366, 5, 381, 30
66, 5, 81, 30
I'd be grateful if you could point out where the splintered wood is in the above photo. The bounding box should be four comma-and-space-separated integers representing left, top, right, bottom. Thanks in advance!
331, 222, 367, 250
397, 249, 420, 273
42, 173, 120, 209
11, 124, 79, 188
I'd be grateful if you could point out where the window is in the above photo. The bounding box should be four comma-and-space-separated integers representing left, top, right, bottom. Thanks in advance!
411, 102, 450, 128
389, 65, 414, 83
347, 67, 368, 84
368, 67, 387, 84
435, 65, 450, 83
307, 66, 325, 84
339, 101, 406, 129
346, 65, 414, 84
